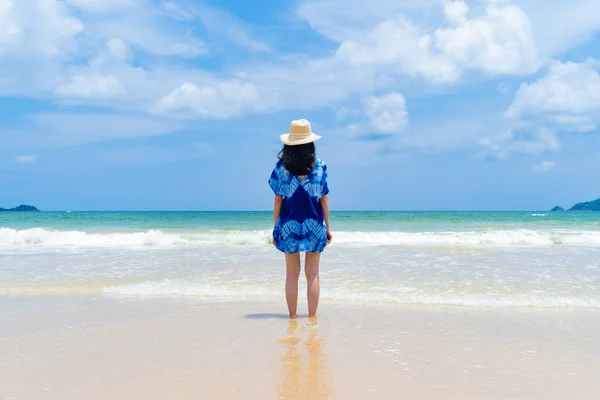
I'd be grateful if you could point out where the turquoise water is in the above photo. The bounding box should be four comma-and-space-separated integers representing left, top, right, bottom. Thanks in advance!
1, 211, 600, 308
3, 211, 600, 232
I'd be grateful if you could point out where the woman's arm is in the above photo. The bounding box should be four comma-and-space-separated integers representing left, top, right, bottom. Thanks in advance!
320, 195, 333, 244
273, 195, 283, 226
273, 195, 283, 245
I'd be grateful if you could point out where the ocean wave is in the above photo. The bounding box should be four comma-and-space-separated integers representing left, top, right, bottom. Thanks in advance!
333, 230, 600, 246
2, 227, 600, 248
0, 228, 191, 247
3, 280, 597, 309
100, 281, 600, 309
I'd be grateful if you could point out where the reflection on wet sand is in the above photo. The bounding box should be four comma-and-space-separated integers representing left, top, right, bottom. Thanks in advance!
278, 317, 334, 399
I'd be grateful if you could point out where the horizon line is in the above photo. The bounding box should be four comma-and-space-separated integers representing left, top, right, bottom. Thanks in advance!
3, 209, 569, 213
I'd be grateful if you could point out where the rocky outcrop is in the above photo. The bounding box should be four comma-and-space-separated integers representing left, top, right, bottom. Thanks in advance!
0, 205, 39, 212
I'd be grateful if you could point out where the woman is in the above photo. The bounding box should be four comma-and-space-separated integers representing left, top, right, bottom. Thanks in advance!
269, 119, 332, 319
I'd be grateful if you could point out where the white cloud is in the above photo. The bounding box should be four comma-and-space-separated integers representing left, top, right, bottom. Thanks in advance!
292, 0, 600, 129
288, 0, 600, 146
0, 1, 21, 47
53, 38, 131, 101
506, 60, 600, 132
0, 0, 208, 103
0, 0, 83, 57
364, 93, 408, 134
339, 92, 408, 140
297, 0, 438, 43
300, 0, 600, 64
384, 114, 493, 154
14, 155, 36, 163
238, 54, 377, 116
105, 37, 130, 61
24, 113, 185, 147
55, 73, 126, 99
83, 14, 206, 58
335, 17, 461, 83
65, 0, 140, 13
0, 0, 205, 60
314, 1, 540, 84
479, 128, 560, 159
97, 143, 213, 165
161, 1, 195, 20
519, 0, 600, 58
3, 0, 600, 149
480, 59, 600, 158
161, 2, 271, 52
433, 1, 539, 76
0, 0, 573, 130
39, 36, 275, 120
52, 38, 208, 108
0, 0, 278, 124
444, 1, 469, 24
531, 161, 556, 173
155, 81, 265, 119
335, 106, 361, 121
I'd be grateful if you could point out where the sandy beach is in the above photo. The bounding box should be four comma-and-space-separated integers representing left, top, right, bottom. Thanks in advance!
2, 295, 599, 400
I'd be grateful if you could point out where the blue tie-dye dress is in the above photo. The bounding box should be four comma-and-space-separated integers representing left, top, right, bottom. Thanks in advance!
269, 158, 329, 254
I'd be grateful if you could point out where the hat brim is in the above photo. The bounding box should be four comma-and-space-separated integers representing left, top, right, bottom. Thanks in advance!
280, 133, 321, 146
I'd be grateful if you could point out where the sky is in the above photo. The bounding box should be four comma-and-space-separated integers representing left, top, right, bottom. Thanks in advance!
1, 0, 600, 211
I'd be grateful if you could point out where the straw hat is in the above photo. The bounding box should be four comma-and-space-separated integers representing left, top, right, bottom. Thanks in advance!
280, 119, 321, 146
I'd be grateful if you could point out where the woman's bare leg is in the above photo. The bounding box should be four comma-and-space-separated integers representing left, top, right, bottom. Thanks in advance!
305, 252, 321, 317
285, 253, 301, 318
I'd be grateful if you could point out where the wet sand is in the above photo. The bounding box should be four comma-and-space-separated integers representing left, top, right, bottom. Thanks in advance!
1, 296, 599, 399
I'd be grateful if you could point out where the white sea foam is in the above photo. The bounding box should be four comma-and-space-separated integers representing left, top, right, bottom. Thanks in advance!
5, 278, 598, 309
103, 281, 281, 299
0, 228, 190, 247
2, 227, 600, 248
333, 229, 600, 246
101, 281, 600, 309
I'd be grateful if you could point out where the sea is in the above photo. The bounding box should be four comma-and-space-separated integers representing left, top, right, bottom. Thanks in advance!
1, 211, 600, 309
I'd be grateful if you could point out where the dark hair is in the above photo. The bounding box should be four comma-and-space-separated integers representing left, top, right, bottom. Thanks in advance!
278, 142, 316, 176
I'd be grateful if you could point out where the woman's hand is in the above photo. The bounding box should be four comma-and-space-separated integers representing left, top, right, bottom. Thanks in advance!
327, 230, 333, 245
272, 237, 277, 247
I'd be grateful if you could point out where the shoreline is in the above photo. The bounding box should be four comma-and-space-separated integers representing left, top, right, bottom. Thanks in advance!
2, 295, 599, 399
4, 290, 600, 311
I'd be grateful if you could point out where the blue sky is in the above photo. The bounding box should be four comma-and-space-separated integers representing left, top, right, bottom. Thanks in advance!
2, 0, 600, 211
